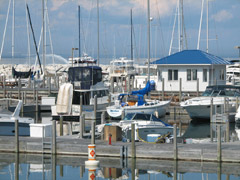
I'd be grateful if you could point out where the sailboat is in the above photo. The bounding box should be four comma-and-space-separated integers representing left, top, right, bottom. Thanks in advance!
107, 81, 171, 118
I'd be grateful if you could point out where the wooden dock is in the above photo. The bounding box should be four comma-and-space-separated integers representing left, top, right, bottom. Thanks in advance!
1, 135, 240, 163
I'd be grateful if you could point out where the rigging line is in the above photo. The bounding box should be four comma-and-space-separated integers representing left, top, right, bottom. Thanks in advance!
0, 0, 12, 60
25, 0, 31, 68
169, 2, 178, 55
155, 0, 167, 57
46, 0, 56, 75
26, 3, 43, 74
197, 0, 205, 50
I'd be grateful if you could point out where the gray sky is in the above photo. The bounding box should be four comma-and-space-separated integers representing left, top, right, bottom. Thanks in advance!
0, 0, 239, 63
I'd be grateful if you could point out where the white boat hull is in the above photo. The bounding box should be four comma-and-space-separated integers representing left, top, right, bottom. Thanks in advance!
107, 100, 171, 118
181, 97, 237, 122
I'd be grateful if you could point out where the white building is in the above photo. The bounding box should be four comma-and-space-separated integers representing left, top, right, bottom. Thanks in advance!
151, 50, 231, 92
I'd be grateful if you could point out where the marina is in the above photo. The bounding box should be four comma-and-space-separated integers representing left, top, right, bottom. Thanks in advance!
0, 0, 240, 179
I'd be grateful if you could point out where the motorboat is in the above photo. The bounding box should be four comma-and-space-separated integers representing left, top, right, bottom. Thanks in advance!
0, 99, 34, 136
96, 113, 174, 141
51, 65, 116, 121
107, 81, 171, 118
180, 85, 240, 122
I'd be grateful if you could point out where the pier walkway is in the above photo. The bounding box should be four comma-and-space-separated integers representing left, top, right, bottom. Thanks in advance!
1, 135, 240, 163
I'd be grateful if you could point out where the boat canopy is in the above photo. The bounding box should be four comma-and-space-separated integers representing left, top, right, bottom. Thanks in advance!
131, 80, 155, 95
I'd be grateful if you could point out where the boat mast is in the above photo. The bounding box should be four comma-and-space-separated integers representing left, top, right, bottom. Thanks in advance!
42, 0, 45, 73
78, 5, 81, 58
197, 0, 204, 50
130, 9, 133, 60
97, 0, 99, 66
0, 0, 12, 60
147, 0, 150, 82
12, 0, 15, 58
206, 0, 209, 53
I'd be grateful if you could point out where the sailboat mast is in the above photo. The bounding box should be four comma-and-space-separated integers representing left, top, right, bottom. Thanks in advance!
78, 5, 81, 57
12, 0, 15, 58
97, 0, 99, 66
130, 9, 133, 60
42, 0, 45, 73
206, 0, 209, 53
147, 0, 150, 82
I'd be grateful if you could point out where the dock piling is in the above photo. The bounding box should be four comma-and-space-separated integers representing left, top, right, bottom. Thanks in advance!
79, 115, 83, 139
52, 120, 56, 154
91, 121, 96, 145
173, 124, 177, 160
217, 125, 222, 162
60, 116, 63, 136
15, 119, 19, 153
131, 123, 136, 158
35, 90, 38, 112
80, 95, 83, 116
94, 95, 97, 121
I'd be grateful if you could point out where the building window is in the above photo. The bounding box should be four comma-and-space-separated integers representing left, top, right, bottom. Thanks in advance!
203, 69, 207, 82
157, 69, 162, 81
220, 69, 224, 80
187, 69, 198, 81
168, 69, 178, 81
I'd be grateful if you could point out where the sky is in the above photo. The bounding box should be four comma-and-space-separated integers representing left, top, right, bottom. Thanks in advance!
0, 0, 240, 64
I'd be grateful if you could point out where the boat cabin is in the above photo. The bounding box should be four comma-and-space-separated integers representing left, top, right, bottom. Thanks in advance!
68, 66, 102, 89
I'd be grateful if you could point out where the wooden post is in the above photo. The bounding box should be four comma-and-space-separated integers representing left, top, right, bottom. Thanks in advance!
94, 95, 97, 121
108, 94, 111, 107
131, 123, 136, 158
56, 76, 59, 89
197, 78, 199, 96
179, 120, 182, 136
35, 90, 38, 112
217, 125, 221, 162
52, 120, 56, 154
91, 121, 95, 145
82, 114, 85, 133
101, 112, 105, 124
33, 80, 36, 102
179, 78, 182, 102
48, 77, 51, 95
210, 98, 213, 142
101, 112, 105, 140
226, 121, 230, 142
79, 115, 83, 139
28, 76, 31, 88
18, 77, 21, 99
79, 95, 83, 116
162, 78, 164, 101
15, 119, 19, 153
121, 110, 125, 120
21, 92, 24, 114
3, 75, 6, 98
111, 77, 114, 93
174, 106, 176, 121
173, 124, 177, 160
135, 79, 138, 89
60, 116, 63, 136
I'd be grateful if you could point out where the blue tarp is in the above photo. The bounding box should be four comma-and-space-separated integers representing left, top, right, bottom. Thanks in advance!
131, 81, 151, 95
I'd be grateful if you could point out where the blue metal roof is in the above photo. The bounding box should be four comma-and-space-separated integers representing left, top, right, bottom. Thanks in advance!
151, 50, 231, 65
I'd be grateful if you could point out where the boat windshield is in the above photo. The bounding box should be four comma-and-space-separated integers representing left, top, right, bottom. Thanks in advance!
132, 113, 151, 121
123, 113, 135, 120
202, 87, 240, 97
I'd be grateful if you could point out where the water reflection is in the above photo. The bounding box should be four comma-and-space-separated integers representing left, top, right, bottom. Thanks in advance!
0, 153, 239, 179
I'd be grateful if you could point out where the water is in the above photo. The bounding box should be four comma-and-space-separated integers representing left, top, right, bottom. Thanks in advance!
0, 154, 239, 180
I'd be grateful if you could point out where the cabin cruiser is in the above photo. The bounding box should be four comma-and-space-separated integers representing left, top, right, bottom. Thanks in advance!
0, 99, 34, 136
51, 65, 116, 121
107, 80, 171, 118
180, 85, 240, 122
96, 113, 174, 141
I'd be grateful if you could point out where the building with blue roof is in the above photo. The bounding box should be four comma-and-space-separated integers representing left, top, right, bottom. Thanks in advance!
150, 50, 230, 92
